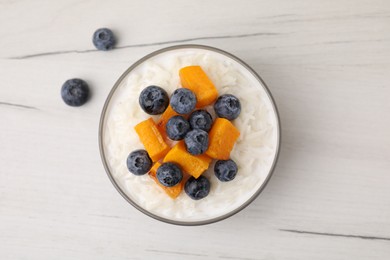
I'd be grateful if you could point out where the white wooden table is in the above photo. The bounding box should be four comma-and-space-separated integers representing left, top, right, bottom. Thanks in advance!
1, 1, 389, 259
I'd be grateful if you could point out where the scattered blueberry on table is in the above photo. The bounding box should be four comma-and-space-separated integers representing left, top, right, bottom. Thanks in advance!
214, 159, 238, 182
170, 88, 197, 114
92, 28, 116, 51
184, 129, 209, 155
185, 176, 211, 200
139, 85, 169, 115
214, 94, 241, 120
157, 162, 183, 187
61, 78, 90, 107
166, 115, 190, 140
126, 150, 152, 175
189, 110, 213, 132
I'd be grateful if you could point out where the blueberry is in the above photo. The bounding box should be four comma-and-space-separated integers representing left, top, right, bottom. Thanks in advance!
61, 78, 89, 107
214, 94, 241, 120
92, 28, 116, 51
139, 85, 169, 115
184, 129, 209, 155
185, 176, 210, 200
170, 88, 197, 115
166, 115, 190, 140
214, 159, 238, 182
189, 110, 213, 132
126, 150, 152, 176
156, 162, 183, 187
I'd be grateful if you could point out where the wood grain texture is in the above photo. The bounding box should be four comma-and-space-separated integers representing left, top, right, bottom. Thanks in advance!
1, 0, 390, 259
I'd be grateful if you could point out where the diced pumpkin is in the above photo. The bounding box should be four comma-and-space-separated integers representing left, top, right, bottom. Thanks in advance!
149, 162, 184, 199
134, 118, 170, 162
163, 141, 211, 179
156, 105, 179, 139
206, 118, 240, 160
179, 66, 218, 108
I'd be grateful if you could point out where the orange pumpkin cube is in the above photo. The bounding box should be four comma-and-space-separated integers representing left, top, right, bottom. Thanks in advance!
179, 66, 218, 108
206, 118, 240, 160
134, 118, 170, 162
156, 105, 180, 139
163, 142, 212, 179
148, 162, 184, 199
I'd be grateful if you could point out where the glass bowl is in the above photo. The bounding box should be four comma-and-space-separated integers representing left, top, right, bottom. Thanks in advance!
99, 44, 281, 225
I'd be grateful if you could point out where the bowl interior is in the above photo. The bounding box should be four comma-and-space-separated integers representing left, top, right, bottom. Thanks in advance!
99, 45, 281, 225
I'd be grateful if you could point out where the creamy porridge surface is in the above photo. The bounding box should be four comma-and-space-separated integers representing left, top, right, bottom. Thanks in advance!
102, 48, 278, 222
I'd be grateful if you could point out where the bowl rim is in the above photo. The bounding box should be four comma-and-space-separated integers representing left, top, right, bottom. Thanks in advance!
98, 44, 281, 226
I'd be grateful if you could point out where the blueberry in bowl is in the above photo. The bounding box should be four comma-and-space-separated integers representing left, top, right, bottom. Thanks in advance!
189, 110, 213, 132
185, 176, 211, 200
157, 162, 183, 187
126, 150, 152, 176
214, 94, 241, 120
184, 129, 209, 155
139, 85, 169, 115
214, 159, 238, 182
166, 115, 190, 140
170, 88, 197, 115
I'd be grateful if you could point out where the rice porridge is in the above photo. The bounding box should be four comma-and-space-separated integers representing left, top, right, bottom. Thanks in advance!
101, 47, 278, 222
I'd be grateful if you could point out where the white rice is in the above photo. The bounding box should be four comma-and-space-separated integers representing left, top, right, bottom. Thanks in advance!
102, 48, 278, 222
